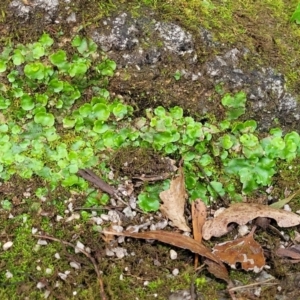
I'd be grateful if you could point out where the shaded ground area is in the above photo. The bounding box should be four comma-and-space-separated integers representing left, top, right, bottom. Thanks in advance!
1, 0, 300, 299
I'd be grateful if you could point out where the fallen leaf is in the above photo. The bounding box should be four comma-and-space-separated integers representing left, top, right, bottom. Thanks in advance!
103, 230, 219, 263
276, 245, 300, 260
192, 199, 206, 242
159, 167, 190, 232
254, 217, 270, 230
192, 199, 206, 268
212, 226, 265, 273
202, 203, 300, 240
270, 189, 300, 209
204, 259, 230, 283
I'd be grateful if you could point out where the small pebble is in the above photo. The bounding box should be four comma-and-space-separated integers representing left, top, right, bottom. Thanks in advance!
172, 268, 179, 276
31, 227, 38, 234
58, 272, 68, 281
170, 249, 177, 260
5, 270, 13, 279
238, 225, 249, 236
70, 261, 81, 269
65, 213, 80, 222
100, 214, 109, 221
3, 241, 13, 250
56, 215, 63, 222
37, 239, 48, 246
75, 241, 85, 253
37, 282, 46, 289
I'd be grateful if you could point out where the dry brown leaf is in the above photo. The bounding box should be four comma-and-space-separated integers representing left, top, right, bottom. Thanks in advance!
159, 167, 190, 232
203, 203, 300, 240
192, 199, 207, 268
204, 259, 230, 283
212, 227, 265, 273
192, 199, 206, 242
103, 230, 219, 263
276, 245, 300, 260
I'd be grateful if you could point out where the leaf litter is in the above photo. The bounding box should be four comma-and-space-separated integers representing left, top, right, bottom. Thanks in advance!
159, 166, 191, 232
212, 226, 265, 273
202, 202, 300, 240
77, 164, 300, 297
99, 160, 300, 299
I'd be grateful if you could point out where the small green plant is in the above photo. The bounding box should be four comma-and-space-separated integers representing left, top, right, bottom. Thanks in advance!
1, 33, 300, 212
291, 3, 300, 24
173, 70, 182, 81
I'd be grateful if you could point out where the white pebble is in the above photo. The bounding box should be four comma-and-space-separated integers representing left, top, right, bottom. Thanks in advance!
91, 217, 103, 225
54, 253, 61, 259
3, 241, 13, 251
31, 227, 38, 234
150, 224, 156, 231
45, 268, 52, 274
155, 220, 168, 230
40, 196, 47, 202
144, 281, 149, 286
105, 248, 115, 256
112, 225, 123, 233
284, 204, 292, 212
75, 241, 85, 253
37, 281, 46, 289
170, 249, 177, 260
172, 268, 179, 276
118, 236, 125, 243
56, 215, 63, 222
68, 203, 73, 212
114, 247, 127, 259
36, 266, 41, 271
277, 286, 282, 292
65, 213, 80, 222
100, 214, 109, 221
70, 261, 81, 269
108, 211, 121, 223
37, 239, 48, 246
254, 287, 261, 297
58, 272, 68, 281
5, 270, 13, 279
238, 225, 249, 236
23, 192, 31, 198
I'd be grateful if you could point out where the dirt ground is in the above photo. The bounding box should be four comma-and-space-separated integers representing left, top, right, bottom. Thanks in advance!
1, 1, 300, 299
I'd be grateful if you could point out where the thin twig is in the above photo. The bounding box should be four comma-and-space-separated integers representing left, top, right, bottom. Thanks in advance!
33, 234, 107, 300
228, 278, 278, 292
74, 206, 125, 211
77, 168, 136, 209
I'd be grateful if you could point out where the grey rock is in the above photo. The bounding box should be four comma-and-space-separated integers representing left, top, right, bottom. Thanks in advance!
169, 290, 192, 300
9, 0, 59, 22
155, 22, 194, 54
